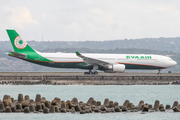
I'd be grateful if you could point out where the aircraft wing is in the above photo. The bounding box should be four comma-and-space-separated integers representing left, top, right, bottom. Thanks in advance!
9, 51, 27, 59
76, 51, 112, 66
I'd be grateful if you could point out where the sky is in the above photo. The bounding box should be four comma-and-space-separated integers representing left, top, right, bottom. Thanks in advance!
1, 0, 180, 41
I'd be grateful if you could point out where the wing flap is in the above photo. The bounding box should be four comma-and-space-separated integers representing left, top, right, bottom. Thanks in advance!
76, 51, 112, 66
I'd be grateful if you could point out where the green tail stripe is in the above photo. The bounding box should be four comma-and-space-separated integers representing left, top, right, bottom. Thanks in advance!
6, 29, 52, 62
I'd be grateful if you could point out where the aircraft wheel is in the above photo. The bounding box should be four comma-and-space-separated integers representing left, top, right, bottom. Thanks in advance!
94, 71, 98, 75
84, 72, 88, 75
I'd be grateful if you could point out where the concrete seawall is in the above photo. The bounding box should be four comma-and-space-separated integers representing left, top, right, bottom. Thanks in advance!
0, 73, 180, 85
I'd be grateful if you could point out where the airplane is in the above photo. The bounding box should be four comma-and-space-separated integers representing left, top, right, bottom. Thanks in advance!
6, 29, 177, 75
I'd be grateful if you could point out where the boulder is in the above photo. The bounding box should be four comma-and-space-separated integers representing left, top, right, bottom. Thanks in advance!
123, 100, 130, 107
107, 108, 115, 112
49, 106, 55, 113
51, 100, 57, 105
35, 94, 41, 102
66, 102, 69, 109
16, 103, 22, 110
154, 100, 160, 111
166, 105, 171, 109
29, 105, 35, 112
55, 106, 60, 112
21, 109, 24, 112
61, 101, 66, 109
75, 104, 81, 111
30, 99, 34, 103
43, 107, 49, 113
6, 106, 12, 113
54, 97, 61, 106
71, 97, 78, 105
114, 102, 119, 107
122, 106, 128, 112
97, 101, 101, 106
45, 101, 51, 108
11, 106, 16, 112
94, 108, 101, 113
67, 101, 73, 109
159, 104, 164, 110
18, 94, 23, 103
100, 105, 107, 111
71, 107, 75, 113
109, 101, 114, 108
40, 97, 46, 103
81, 104, 87, 110
3, 95, 12, 107
60, 108, 66, 113
101, 111, 106, 113
66, 109, 71, 112
173, 106, 180, 112
36, 103, 42, 111
127, 103, 134, 109
115, 106, 121, 112
0, 102, 4, 110
41, 103, 45, 109
160, 107, 165, 112
172, 101, 178, 108
11, 98, 14, 103
91, 100, 97, 106
142, 104, 149, 112
138, 100, 144, 110
91, 105, 96, 110
148, 104, 152, 109
24, 107, 30, 113
16, 110, 21, 113
103, 98, 109, 107
87, 97, 94, 106
85, 109, 89, 113
89, 109, 92, 113
80, 110, 85, 114
79, 101, 84, 105
24, 95, 30, 102
21, 100, 28, 109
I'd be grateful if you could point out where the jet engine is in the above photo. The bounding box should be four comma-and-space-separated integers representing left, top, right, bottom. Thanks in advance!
104, 64, 125, 73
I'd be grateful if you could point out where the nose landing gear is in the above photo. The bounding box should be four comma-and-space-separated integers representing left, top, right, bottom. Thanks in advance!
157, 69, 161, 75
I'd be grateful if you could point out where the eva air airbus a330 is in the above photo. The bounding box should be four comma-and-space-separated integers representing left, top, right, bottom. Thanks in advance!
6, 30, 177, 75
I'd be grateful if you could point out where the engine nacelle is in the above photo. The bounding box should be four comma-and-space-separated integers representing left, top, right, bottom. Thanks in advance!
106, 64, 125, 73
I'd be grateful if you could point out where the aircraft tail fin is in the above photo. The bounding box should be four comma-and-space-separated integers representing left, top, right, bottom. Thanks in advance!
6, 29, 35, 53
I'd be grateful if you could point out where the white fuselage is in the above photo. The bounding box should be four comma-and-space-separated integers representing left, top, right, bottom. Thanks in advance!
38, 52, 177, 69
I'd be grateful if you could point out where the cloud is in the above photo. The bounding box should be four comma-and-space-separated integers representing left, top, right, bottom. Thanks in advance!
9, 6, 38, 29
1, 0, 180, 41
90, 9, 103, 14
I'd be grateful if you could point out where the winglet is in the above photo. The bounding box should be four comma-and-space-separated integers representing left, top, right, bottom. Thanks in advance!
76, 51, 81, 56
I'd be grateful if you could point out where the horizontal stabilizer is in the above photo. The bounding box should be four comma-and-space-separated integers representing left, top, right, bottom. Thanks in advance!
9, 51, 27, 59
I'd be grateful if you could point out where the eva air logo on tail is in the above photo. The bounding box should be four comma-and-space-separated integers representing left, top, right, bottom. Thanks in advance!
14, 36, 27, 49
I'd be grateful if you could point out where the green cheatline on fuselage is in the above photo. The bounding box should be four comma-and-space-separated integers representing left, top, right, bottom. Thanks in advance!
126, 56, 152, 59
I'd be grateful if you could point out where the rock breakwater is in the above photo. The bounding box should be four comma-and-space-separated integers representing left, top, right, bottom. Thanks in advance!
0, 94, 180, 114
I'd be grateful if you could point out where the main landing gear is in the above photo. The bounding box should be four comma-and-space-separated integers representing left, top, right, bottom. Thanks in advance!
157, 69, 161, 75
84, 65, 99, 75
84, 70, 98, 75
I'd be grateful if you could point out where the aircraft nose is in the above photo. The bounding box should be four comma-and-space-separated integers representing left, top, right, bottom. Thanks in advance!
173, 61, 177, 66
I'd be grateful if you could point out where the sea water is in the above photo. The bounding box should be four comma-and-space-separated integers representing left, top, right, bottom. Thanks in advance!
0, 85, 180, 120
